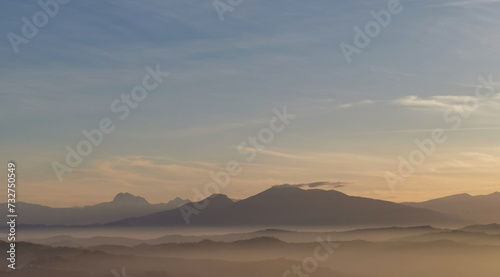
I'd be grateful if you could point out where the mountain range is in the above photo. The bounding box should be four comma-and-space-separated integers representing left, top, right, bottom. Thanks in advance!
402, 192, 500, 224
107, 187, 466, 227
4, 187, 499, 227
0, 193, 189, 225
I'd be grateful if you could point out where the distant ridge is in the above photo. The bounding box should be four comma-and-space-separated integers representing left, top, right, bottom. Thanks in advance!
26, 225, 446, 247
462, 223, 500, 234
0, 193, 190, 225
402, 191, 500, 224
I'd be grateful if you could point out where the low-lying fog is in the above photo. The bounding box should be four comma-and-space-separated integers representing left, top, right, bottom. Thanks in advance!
2, 224, 500, 277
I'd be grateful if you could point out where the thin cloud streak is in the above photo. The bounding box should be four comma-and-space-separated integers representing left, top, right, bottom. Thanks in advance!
429, 0, 500, 7
355, 126, 500, 135
273, 181, 351, 189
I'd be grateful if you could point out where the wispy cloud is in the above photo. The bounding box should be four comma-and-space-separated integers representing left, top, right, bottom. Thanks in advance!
336, 93, 500, 113
391, 93, 500, 111
391, 95, 471, 111
356, 126, 500, 134
338, 100, 375, 109
273, 181, 351, 189
429, 0, 500, 7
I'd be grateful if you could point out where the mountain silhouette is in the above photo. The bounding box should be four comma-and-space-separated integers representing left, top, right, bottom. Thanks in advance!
0, 193, 190, 225
109, 194, 234, 226
402, 191, 500, 224
109, 187, 466, 227
112, 192, 150, 205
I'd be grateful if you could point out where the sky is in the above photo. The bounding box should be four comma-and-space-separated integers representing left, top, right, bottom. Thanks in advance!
1, 0, 500, 207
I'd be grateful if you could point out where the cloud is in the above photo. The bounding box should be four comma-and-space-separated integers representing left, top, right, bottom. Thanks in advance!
338, 100, 375, 109
392, 95, 466, 110
429, 0, 500, 7
390, 94, 500, 113
335, 93, 500, 114
273, 181, 350, 189
357, 126, 500, 135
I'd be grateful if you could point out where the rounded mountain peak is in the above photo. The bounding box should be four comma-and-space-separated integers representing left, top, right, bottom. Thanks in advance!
112, 192, 150, 205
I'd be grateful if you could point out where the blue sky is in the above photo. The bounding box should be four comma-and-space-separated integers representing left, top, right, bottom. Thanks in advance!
1, 0, 500, 206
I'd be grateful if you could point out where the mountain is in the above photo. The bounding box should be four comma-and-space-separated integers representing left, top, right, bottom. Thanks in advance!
461, 223, 500, 234
111, 192, 150, 205
0, 193, 190, 225
109, 187, 466, 227
402, 192, 500, 224
109, 194, 234, 226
